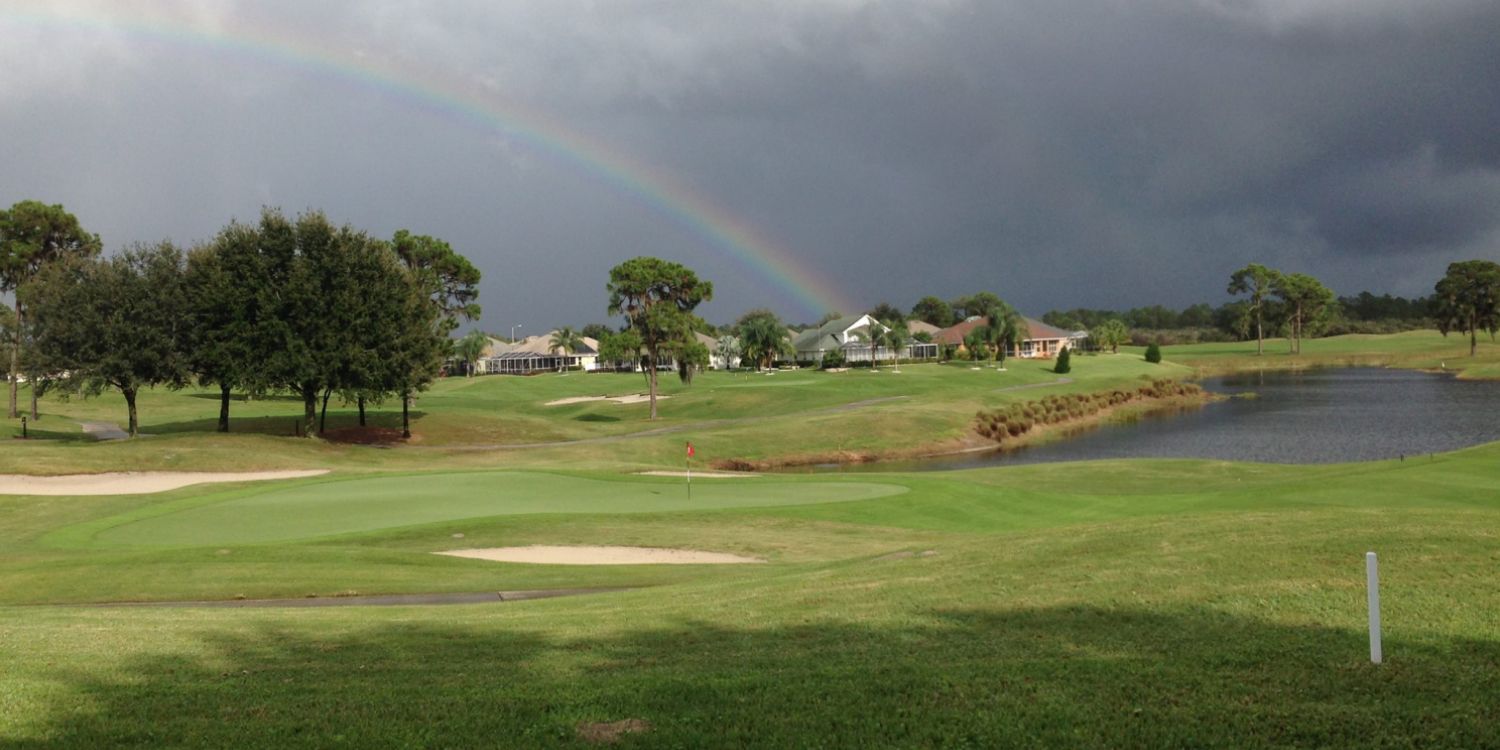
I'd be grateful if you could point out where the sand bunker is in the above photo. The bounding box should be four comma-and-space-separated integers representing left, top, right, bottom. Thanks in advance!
545, 394, 670, 406
436, 545, 765, 565
635, 471, 759, 478
0, 470, 330, 496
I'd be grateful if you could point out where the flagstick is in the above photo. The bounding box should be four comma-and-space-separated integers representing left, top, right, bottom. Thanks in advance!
687, 449, 692, 501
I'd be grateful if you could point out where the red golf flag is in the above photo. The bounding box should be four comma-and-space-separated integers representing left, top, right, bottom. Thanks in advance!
686, 442, 695, 457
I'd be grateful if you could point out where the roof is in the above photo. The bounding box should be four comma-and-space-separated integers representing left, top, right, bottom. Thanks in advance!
934, 317, 987, 345
934, 316, 1071, 346
1023, 318, 1071, 341
792, 314, 871, 352
906, 320, 941, 335
694, 331, 719, 350
492, 331, 599, 357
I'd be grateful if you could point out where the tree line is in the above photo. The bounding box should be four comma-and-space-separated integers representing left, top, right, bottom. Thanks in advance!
1, 201, 479, 437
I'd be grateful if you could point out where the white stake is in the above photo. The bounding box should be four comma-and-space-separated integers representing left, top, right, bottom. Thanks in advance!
1367, 551, 1382, 664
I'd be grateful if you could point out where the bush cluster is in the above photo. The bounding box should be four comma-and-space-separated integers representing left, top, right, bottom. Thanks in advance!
973, 379, 1203, 444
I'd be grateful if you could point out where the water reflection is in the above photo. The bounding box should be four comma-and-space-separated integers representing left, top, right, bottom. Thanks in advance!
802, 368, 1500, 471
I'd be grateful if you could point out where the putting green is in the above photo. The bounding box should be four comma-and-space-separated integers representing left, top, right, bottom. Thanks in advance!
91, 472, 908, 546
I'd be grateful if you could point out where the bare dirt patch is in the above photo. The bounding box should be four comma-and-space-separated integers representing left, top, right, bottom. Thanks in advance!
0, 470, 330, 496
545, 394, 670, 406
435, 545, 765, 565
577, 719, 650, 744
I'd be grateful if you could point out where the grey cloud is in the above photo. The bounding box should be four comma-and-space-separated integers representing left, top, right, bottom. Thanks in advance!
1, 0, 1498, 324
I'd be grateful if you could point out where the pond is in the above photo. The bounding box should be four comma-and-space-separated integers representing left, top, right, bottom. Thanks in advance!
806, 367, 1500, 471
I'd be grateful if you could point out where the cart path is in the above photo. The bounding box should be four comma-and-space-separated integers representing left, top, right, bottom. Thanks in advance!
406, 395, 911, 451
78, 421, 133, 440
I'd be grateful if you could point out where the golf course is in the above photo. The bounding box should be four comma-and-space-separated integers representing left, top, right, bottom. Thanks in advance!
3, 332, 1500, 747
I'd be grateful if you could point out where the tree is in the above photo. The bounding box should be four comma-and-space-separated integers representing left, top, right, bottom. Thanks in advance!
817, 311, 844, 326
1144, 341, 1162, 363
963, 329, 989, 361
389, 231, 481, 336
715, 334, 742, 369
454, 330, 489, 377
1273, 273, 1335, 354
909, 296, 956, 328
549, 326, 584, 372
1054, 345, 1072, 374
580, 323, 613, 341
1180, 303, 1215, 328
1228, 264, 1282, 355
885, 321, 910, 372
951, 292, 1003, 321
606, 257, 713, 419
598, 329, 644, 372
868, 302, 904, 325
853, 322, 890, 369
25, 242, 193, 436
1093, 319, 1129, 354
390, 230, 481, 428
740, 313, 792, 371
0, 200, 102, 419
988, 304, 1029, 368
1433, 260, 1500, 357
185, 221, 276, 432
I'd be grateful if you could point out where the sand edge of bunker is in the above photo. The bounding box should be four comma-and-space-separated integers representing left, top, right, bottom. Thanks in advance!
0, 470, 331, 496
436, 545, 766, 565
545, 393, 670, 406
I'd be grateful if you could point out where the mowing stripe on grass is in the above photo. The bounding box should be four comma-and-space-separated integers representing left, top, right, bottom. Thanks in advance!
88, 471, 908, 546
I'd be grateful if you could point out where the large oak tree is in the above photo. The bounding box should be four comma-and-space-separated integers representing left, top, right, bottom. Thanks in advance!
1433, 260, 1500, 357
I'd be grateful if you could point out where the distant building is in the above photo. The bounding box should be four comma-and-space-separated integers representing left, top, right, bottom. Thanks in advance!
933, 316, 1078, 358
791, 314, 938, 363
479, 332, 601, 374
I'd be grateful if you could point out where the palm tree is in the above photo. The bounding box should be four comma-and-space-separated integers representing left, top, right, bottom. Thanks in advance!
885, 321, 910, 372
715, 334, 742, 370
548, 327, 584, 373
964, 329, 988, 362
741, 316, 791, 371
853, 322, 889, 370
1093, 319, 1129, 354
455, 330, 489, 377
989, 305, 1029, 369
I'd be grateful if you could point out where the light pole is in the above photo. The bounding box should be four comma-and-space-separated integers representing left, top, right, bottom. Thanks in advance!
510, 324, 522, 342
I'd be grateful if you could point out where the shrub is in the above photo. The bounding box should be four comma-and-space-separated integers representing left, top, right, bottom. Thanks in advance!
1145, 341, 1162, 364
1054, 346, 1072, 374
821, 349, 847, 370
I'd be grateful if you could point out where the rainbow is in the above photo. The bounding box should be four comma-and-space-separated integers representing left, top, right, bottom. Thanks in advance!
0, 7, 857, 318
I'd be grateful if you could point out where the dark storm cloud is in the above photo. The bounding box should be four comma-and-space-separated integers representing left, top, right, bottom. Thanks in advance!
2, 0, 1498, 324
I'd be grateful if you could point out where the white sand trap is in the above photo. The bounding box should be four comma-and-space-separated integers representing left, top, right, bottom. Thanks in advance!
545, 394, 671, 406
436, 545, 765, 565
0, 470, 330, 496
635, 471, 759, 478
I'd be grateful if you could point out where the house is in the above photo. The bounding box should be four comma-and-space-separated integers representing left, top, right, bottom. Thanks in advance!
791, 314, 938, 364
697, 332, 741, 370
906, 320, 942, 338
479, 332, 602, 374
933, 316, 1078, 358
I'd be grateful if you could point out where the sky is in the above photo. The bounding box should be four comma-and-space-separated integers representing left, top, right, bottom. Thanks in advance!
2, 0, 1497, 329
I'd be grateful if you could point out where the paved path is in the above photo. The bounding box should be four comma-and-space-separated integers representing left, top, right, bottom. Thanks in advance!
408, 395, 911, 452
993, 378, 1073, 394
78, 421, 132, 440
93, 587, 631, 609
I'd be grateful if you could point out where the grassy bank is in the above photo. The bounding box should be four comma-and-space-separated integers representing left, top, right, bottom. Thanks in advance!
1146, 329, 1500, 379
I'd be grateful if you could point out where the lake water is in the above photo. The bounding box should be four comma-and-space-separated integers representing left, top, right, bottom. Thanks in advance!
807, 368, 1500, 471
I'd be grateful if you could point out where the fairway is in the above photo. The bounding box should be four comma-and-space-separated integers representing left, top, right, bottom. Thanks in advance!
89, 472, 908, 546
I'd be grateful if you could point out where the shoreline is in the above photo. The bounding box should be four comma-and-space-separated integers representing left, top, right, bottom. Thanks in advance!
712, 390, 1219, 472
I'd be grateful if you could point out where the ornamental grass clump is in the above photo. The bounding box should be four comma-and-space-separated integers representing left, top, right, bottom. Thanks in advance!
973, 378, 1204, 444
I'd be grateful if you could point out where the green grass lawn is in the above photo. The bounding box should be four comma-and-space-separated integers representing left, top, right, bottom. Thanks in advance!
2, 333, 1499, 747
1147, 328, 1500, 378
2, 440, 1499, 747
